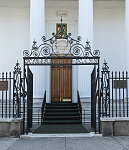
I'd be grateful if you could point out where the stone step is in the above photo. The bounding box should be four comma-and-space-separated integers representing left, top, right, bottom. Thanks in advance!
43, 120, 82, 124
44, 116, 81, 120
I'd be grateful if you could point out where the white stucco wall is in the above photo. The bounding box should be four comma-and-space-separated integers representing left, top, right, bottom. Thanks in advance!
94, 0, 126, 71
0, 2, 30, 72
80, 0, 126, 98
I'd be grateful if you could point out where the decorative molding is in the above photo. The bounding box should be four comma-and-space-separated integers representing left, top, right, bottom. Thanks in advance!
56, 11, 68, 17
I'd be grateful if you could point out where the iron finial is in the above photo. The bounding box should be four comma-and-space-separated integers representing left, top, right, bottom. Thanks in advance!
102, 60, 109, 71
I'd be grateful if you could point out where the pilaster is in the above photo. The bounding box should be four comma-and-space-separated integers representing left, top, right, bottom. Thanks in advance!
30, 0, 46, 98
78, 0, 94, 97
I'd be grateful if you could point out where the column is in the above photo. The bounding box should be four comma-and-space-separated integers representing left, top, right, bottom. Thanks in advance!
30, 0, 46, 98
30, 0, 45, 45
78, 0, 93, 47
126, 0, 129, 71
78, 0, 93, 98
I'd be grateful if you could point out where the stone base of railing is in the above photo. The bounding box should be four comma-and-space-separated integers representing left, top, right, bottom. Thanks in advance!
0, 118, 23, 138
101, 117, 129, 136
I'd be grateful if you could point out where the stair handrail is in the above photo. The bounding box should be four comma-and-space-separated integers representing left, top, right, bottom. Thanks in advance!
77, 91, 82, 123
41, 91, 46, 124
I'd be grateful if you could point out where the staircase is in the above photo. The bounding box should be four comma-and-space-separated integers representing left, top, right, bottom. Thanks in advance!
42, 102, 82, 124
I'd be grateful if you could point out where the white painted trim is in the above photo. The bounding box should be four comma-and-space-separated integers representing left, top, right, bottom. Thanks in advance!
101, 117, 129, 122
21, 132, 102, 138
0, 118, 23, 122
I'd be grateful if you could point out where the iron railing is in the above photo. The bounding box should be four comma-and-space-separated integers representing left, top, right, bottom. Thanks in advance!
82, 108, 86, 124
0, 72, 13, 118
41, 91, 46, 124
100, 62, 129, 118
0, 64, 25, 118
0, 62, 26, 133
38, 108, 41, 125
77, 91, 82, 123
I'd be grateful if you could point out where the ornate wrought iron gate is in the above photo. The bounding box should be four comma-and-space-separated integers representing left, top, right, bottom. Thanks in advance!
27, 67, 33, 132
23, 27, 100, 133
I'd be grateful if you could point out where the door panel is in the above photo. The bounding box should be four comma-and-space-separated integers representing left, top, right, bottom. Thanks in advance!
51, 59, 72, 102
62, 66, 72, 101
51, 67, 60, 101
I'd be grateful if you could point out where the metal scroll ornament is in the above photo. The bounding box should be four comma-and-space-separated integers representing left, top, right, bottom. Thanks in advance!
101, 61, 110, 117
23, 32, 100, 58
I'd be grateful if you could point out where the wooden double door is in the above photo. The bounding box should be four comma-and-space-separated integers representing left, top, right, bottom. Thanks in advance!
51, 59, 72, 102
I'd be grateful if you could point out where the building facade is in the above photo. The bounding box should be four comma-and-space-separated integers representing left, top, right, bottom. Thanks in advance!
0, 0, 128, 103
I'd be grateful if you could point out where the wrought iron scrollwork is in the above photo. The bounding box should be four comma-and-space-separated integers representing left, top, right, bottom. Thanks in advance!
23, 32, 100, 58
100, 60, 110, 117
23, 17, 100, 66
